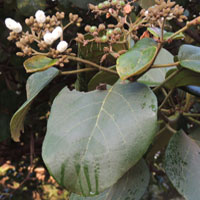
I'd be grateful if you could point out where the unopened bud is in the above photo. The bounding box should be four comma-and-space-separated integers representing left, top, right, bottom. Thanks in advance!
57, 41, 68, 52
52, 26, 63, 40
43, 32, 54, 45
35, 10, 46, 23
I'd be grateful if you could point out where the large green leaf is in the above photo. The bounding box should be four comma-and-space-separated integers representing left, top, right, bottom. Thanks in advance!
70, 159, 150, 200
17, 0, 46, 16
165, 131, 200, 200
138, 48, 175, 86
42, 82, 157, 196
116, 38, 158, 80
24, 55, 58, 73
165, 68, 200, 89
178, 45, 200, 73
88, 66, 118, 91
10, 67, 59, 142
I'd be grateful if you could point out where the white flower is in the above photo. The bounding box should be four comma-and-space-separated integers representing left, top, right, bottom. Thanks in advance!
13, 22, 22, 33
144, 10, 149, 17
57, 41, 68, 52
43, 32, 54, 45
5, 18, 17, 30
52, 26, 63, 40
5, 18, 22, 33
35, 10, 46, 23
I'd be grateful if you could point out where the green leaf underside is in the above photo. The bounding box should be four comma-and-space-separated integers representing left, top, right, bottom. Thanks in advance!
24, 55, 58, 73
147, 27, 184, 41
165, 68, 200, 89
178, 44, 200, 73
88, 66, 118, 91
138, 48, 175, 86
42, 82, 158, 196
165, 131, 200, 200
70, 159, 150, 200
116, 38, 158, 80
10, 68, 59, 142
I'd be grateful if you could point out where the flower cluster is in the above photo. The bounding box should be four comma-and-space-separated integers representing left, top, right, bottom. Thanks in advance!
141, 0, 187, 26
74, 0, 139, 62
5, 10, 82, 67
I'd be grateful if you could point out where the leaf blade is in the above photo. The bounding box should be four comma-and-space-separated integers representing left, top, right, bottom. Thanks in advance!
178, 44, 200, 73
24, 55, 58, 73
42, 82, 158, 196
10, 67, 59, 142
70, 159, 150, 200
116, 38, 158, 80
165, 131, 200, 200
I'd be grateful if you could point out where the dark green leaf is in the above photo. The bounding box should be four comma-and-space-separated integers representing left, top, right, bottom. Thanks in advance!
24, 55, 58, 73
10, 67, 59, 142
17, 0, 46, 16
165, 131, 200, 200
116, 38, 158, 80
138, 48, 175, 86
70, 159, 150, 200
178, 44, 200, 73
165, 68, 200, 89
42, 82, 157, 196
88, 66, 118, 91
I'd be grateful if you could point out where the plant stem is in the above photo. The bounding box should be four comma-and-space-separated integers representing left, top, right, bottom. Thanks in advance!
160, 108, 173, 115
66, 55, 118, 75
127, 17, 145, 35
187, 117, 200, 126
152, 61, 180, 69
165, 123, 177, 134
63, 22, 73, 31
153, 69, 182, 92
166, 20, 195, 41
159, 89, 174, 109
182, 112, 200, 118
160, 18, 166, 42
60, 68, 97, 75
31, 48, 49, 56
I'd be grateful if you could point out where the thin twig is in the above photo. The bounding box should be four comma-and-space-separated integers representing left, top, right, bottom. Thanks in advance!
165, 123, 177, 134
63, 22, 74, 31
160, 18, 166, 42
166, 18, 197, 42
152, 61, 179, 69
60, 68, 97, 75
182, 112, 200, 118
187, 117, 200, 126
159, 89, 174, 109
66, 56, 118, 75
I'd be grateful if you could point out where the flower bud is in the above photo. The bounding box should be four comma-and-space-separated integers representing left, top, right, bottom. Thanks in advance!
13, 22, 22, 33
35, 10, 46, 23
5, 18, 22, 33
43, 32, 54, 45
52, 26, 63, 40
57, 41, 68, 52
